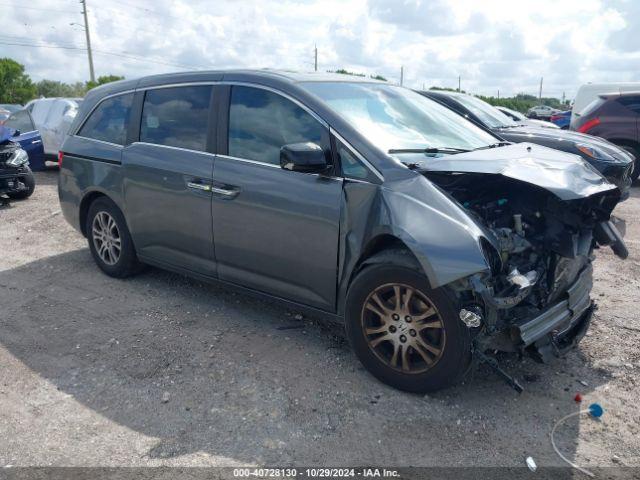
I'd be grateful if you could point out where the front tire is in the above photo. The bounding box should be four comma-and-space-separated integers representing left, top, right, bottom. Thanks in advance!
7, 167, 35, 200
345, 263, 471, 393
86, 197, 141, 278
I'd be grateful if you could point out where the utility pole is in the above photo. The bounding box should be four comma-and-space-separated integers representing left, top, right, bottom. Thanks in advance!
538, 77, 543, 104
314, 45, 317, 72
80, 0, 95, 82
497, 89, 500, 99
400, 66, 404, 86
458, 75, 461, 92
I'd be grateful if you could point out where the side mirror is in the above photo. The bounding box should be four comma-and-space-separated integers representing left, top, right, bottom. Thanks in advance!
280, 142, 328, 173
12, 129, 20, 137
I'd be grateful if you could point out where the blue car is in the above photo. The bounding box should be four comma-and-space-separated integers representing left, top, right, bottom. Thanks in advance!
3, 109, 46, 170
550, 110, 571, 129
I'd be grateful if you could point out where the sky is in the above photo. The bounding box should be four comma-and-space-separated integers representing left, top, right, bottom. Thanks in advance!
1, 0, 639, 100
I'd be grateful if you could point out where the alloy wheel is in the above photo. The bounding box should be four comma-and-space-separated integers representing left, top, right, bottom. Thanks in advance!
92, 211, 122, 266
361, 283, 446, 373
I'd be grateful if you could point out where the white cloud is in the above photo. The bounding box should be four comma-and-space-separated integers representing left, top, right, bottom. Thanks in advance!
1, 0, 638, 99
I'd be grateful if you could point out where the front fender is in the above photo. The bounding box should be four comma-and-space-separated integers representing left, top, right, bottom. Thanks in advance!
336, 174, 491, 315
382, 183, 490, 288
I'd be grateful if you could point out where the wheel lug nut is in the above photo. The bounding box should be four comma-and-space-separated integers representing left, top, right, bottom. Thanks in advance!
392, 314, 399, 321
389, 326, 396, 333
409, 329, 416, 337
405, 316, 412, 322
400, 335, 407, 343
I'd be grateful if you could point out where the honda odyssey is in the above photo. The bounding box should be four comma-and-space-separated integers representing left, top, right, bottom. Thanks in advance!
59, 71, 627, 392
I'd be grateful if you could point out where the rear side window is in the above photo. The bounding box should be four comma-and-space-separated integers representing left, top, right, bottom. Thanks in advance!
140, 86, 212, 151
78, 93, 133, 145
4, 110, 34, 133
228, 86, 328, 165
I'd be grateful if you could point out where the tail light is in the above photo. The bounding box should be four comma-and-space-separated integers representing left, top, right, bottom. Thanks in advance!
58, 151, 64, 167
577, 117, 600, 133
550, 114, 561, 121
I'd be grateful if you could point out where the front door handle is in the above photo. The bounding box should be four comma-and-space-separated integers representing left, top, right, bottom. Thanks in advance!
211, 185, 239, 198
187, 181, 211, 192
31, 139, 42, 144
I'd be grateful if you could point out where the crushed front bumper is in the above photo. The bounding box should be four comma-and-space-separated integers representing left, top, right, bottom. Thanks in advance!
511, 264, 593, 362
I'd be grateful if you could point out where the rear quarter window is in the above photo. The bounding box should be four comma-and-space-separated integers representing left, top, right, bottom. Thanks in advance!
77, 93, 133, 146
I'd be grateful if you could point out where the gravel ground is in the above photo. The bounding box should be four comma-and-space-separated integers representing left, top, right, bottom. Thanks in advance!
0, 171, 639, 469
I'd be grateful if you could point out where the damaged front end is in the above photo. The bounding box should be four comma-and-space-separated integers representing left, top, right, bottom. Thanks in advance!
421, 143, 626, 364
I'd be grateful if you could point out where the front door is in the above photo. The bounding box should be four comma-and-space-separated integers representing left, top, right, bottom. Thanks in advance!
211, 85, 343, 311
123, 85, 217, 276
4, 110, 45, 170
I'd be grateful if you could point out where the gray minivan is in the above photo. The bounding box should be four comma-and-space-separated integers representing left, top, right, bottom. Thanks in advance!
59, 70, 627, 392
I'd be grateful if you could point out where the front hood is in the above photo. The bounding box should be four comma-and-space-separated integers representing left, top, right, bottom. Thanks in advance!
422, 142, 618, 201
496, 125, 632, 163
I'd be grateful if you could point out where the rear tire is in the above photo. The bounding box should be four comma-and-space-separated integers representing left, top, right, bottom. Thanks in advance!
7, 167, 35, 200
86, 197, 141, 278
345, 262, 471, 393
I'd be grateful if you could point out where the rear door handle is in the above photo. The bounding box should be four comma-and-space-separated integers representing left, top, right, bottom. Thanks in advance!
31, 139, 42, 144
187, 181, 211, 192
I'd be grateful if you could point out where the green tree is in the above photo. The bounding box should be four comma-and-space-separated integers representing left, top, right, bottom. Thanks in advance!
0, 58, 36, 104
36, 79, 76, 98
86, 75, 124, 91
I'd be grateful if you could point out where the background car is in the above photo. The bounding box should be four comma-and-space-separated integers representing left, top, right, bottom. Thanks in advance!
571, 92, 640, 181
25, 97, 82, 157
549, 110, 571, 129
0, 126, 36, 201
526, 105, 560, 119
2, 109, 46, 170
571, 82, 640, 130
495, 106, 558, 128
420, 90, 635, 196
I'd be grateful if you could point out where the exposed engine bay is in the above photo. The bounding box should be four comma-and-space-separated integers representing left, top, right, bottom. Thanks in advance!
423, 171, 626, 361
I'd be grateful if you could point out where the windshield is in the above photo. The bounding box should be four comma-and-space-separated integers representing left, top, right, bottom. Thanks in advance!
0, 104, 22, 113
452, 94, 519, 128
301, 82, 497, 153
501, 107, 526, 121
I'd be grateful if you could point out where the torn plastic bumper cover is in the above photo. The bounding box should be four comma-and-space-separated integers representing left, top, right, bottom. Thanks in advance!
513, 264, 593, 361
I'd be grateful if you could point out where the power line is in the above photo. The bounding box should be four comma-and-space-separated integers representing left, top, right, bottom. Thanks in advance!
0, 2, 78, 13
0, 40, 85, 51
0, 41, 199, 69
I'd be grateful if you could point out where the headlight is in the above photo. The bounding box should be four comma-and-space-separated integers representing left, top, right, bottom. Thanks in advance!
7, 148, 28, 167
576, 143, 615, 162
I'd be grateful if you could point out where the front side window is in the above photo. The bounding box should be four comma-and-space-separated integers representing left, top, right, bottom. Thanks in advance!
4, 110, 34, 133
78, 93, 133, 145
228, 86, 328, 165
337, 139, 378, 182
140, 86, 212, 151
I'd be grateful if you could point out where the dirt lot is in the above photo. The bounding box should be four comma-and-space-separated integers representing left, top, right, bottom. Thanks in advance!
1, 171, 639, 469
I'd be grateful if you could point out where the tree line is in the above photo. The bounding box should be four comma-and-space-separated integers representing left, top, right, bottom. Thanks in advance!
430, 86, 570, 112
0, 58, 123, 105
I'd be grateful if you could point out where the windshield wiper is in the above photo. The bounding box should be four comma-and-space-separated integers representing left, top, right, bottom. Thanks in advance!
472, 141, 511, 151
388, 147, 470, 155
